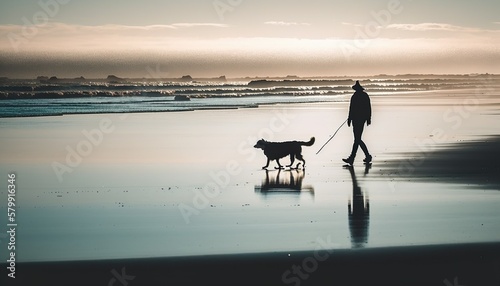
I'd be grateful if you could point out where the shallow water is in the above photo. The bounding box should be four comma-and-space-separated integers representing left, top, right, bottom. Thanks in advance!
1, 163, 499, 262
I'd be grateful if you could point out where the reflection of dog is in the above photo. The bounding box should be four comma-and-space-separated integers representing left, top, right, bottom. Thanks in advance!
254, 137, 315, 169
255, 169, 314, 195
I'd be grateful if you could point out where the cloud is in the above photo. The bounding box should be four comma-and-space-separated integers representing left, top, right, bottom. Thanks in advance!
264, 21, 311, 26
0, 22, 227, 34
341, 22, 369, 28
386, 23, 487, 32
171, 23, 228, 28
0, 22, 231, 53
99, 22, 228, 30
2, 36, 500, 78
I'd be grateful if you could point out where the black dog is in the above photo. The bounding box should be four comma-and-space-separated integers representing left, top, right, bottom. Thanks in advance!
254, 137, 315, 169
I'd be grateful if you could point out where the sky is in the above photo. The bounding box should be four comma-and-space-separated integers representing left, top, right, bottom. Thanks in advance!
0, 0, 499, 78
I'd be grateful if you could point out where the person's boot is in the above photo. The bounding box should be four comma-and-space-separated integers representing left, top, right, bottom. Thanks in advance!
363, 155, 372, 163
342, 156, 354, 165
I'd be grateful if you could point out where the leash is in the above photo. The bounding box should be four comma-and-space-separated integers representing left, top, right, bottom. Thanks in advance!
316, 119, 348, 155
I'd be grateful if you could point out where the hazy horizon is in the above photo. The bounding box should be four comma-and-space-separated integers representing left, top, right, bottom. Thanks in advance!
3, 72, 500, 81
1, 0, 500, 78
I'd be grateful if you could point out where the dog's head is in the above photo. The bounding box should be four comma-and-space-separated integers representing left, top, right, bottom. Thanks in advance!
254, 139, 268, 150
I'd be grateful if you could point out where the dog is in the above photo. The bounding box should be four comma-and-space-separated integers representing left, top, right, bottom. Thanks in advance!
254, 137, 315, 169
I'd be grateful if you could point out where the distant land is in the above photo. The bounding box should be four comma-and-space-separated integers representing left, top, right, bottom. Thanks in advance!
0, 73, 499, 83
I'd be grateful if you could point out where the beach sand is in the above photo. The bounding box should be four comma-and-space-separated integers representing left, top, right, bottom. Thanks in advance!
4, 242, 500, 286
1, 89, 500, 285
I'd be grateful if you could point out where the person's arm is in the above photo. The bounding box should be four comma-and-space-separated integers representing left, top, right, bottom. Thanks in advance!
348, 95, 354, 127
367, 95, 372, 126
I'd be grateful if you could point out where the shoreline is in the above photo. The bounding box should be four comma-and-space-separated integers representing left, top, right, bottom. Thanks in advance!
2, 242, 499, 285
0, 95, 344, 118
0, 88, 491, 118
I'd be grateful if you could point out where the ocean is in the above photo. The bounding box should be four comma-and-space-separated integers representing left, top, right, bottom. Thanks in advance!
1, 75, 498, 117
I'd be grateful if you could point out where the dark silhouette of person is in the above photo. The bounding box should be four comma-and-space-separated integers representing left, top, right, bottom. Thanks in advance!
343, 81, 372, 165
346, 165, 370, 248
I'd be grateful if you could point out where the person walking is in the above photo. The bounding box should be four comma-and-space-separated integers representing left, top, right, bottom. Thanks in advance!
343, 81, 372, 165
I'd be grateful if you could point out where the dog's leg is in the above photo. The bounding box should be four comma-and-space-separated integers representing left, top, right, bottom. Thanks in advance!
275, 159, 284, 169
262, 158, 270, 169
287, 153, 295, 168
296, 153, 306, 169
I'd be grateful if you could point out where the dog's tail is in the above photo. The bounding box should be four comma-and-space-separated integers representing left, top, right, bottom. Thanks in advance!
300, 137, 315, 146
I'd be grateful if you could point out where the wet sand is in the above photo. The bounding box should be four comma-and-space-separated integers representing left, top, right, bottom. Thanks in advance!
3, 242, 500, 286
1, 89, 500, 285
378, 135, 500, 189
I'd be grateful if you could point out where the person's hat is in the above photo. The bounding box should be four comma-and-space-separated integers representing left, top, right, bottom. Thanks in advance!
352, 80, 364, 91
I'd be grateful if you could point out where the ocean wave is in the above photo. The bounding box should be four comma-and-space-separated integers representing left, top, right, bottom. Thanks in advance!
1, 75, 499, 117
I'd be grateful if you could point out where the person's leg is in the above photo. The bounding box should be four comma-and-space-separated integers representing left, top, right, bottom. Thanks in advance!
359, 138, 369, 157
350, 120, 365, 158
354, 120, 371, 161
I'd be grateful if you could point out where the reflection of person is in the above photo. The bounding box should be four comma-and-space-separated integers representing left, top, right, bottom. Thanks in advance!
343, 81, 372, 165
347, 166, 369, 248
